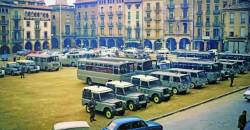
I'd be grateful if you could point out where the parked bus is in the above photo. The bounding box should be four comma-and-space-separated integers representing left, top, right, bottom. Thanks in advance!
219, 61, 238, 79
167, 68, 208, 88
60, 52, 96, 67
77, 59, 135, 85
218, 53, 250, 70
218, 59, 248, 74
96, 57, 155, 74
171, 50, 216, 60
170, 59, 222, 83
26, 53, 61, 71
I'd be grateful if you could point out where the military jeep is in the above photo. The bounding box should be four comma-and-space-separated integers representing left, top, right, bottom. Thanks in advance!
106, 81, 149, 111
4, 62, 21, 76
131, 75, 172, 104
17, 60, 40, 73
82, 86, 126, 119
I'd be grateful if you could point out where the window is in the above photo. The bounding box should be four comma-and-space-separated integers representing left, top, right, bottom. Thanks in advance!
44, 22, 47, 27
44, 31, 48, 39
101, 28, 104, 35
240, 13, 246, 24
206, 4, 210, 14
132, 78, 140, 86
173, 77, 180, 82
206, 16, 210, 24
169, 23, 173, 33
27, 31, 31, 39
65, 25, 70, 35
206, 31, 210, 36
141, 81, 148, 87
83, 90, 91, 99
163, 76, 170, 81
26, 21, 30, 27
136, 11, 139, 19
183, 23, 187, 33
131, 120, 147, 129
240, 27, 246, 37
191, 73, 197, 77
109, 28, 113, 35
117, 123, 131, 130
93, 93, 100, 101
198, 28, 202, 38
128, 12, 131, 20
117, 88, 124, 95
230, 13, 234, 24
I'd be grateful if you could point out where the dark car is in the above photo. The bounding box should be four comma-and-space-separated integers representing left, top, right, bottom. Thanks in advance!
245, 120, 250, 130
102, 116, 163, 130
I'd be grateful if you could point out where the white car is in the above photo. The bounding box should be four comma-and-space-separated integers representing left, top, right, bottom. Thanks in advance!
53, 121, 90, 130
243, 87, 250, 101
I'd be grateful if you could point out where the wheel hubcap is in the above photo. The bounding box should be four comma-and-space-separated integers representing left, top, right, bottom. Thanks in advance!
154, 97, 159, 103
129, 104, 134, 110
106, 111, 111, 118
173, 89, 177, 94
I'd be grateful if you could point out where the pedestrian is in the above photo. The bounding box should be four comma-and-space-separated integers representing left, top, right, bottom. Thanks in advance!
88, 97, 96, 122
230, 72, 235, 87
20, 66, 25, 79
13, 55, 16, 62
238, 110, 247, 130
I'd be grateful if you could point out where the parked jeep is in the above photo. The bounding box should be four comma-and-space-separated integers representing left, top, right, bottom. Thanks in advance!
0, 68, 5, 77
220, 61, 237, 80
17, 60, 40, 73
106, 81, 149, 111
4, 62, 21, 76
82, 86, 126, 119
131, 75, 172, 104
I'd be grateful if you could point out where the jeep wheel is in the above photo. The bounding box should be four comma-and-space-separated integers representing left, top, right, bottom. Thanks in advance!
172, 88, 178, 95
27, 69, 31, 73
71, 62, 75, 67
191, 83, 195, 89
11, 71, 14, 76
118, 110, 125, 116
86, 78, 93, 85
104, 109, 114, 119
86, 105, 91, 113
152, 94, 161, 104
127, 102, 136, 111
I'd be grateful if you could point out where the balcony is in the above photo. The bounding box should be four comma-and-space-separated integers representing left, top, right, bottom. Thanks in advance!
206, 11, 210, 15
84, 16, 88, 20
14, 26, 22, 31
135, 26, 141, 31
108, 11, 113, 16
100, 23, 105, 27
196, 11, 203, 15
0, 20, 9, 25
108, 22, 113, 27
196, 22, 203, 27
144, 17, 152, 22
181, 17, 190, 22
0, 30, 9, 35
155, 16, 161, 21
167, 4, 175, 10
99, 12, 105, 16
117, 22, 123, 28
76, 16, 81, 20
91, 24, 96, 29
13, 15, 21, 20
205, 22, 210, 27
181, 3, 189, 9
154, 8, 161, 13
166, 17, 175, 22
117, 11, 123, 16
213, 22, 220, 27
145, 8, 152, 12
213, 10, 220, 15
35, 28, 41, 31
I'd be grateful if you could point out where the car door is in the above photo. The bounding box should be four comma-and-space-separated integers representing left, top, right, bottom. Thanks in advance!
128, 120, 148, 130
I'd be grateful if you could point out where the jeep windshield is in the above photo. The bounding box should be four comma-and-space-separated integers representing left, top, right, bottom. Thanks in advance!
198, 72, 206, 78
148, 80, 162, 87
124, 86, 137, 94
100, 92, 115, 101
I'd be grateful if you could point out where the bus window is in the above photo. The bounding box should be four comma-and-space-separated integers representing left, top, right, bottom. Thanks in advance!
141, 81, 148, 87
143, 61, 153, 71
114, 66, 119, 74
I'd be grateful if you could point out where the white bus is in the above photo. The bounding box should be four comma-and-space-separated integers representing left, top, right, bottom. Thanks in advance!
27, 53, 61, 71
60, 52, 96, 67
77, 59, 135, 85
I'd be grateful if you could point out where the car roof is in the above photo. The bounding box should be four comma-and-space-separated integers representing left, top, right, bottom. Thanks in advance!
17, 60, 34, 63
84, 86, 113, 93
171, 58, 216, 64
7, 62, 17, 64
219, 61, 235, 65
27, 53, 55, 58
151, 71, 188, 77
219, 59, 245, 62
131, 75, 158, 81
168, 68, 204, 73
111, 116, 143, 126
107, 81, 133, 88
53, 121, 89, 130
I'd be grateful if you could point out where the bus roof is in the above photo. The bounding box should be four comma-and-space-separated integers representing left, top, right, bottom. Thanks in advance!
84, 86, 113, 93
96, 57, 151, 63
53, 121, 89, 130
151, 71, 188, 77
78, 58, 133, 66
171, 50, 213, 54
168, 68, 204, 73
131, 75, 158, 81
107, 81, 134, 88
16, 60, 34, 63
219, 59, 245, 62
219, 53, 250, 57
171, 59, 217, 64
27, 53, 56, 58
219, 61, 236, 65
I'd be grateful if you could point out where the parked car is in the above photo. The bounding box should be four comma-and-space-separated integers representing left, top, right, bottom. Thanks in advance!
106, 81, 149, 111
1, 54, 9, 61
131, 75, 172, 104
0, 68, 5, 77
82, 86, 126, 119
53, 121, 90, 130
17, 60, 40, 73
16, 49, 31, 56
4, 62, 21, 76
102, 116, 163, 130
244, 120, 250, 130
243, 87, 250, 101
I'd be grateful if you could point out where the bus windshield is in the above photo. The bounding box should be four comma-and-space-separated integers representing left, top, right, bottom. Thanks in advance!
149, 80, 162, 87
100, 92, 115, 100
48, 56, 59, 62
181, 75, 191, 83
124, 86, 137, 94
198, 72, 206, 78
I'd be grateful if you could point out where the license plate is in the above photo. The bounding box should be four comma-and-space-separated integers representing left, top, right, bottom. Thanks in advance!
139, 101, 147, 104
116, 108, 123, 111
164, 94, 170, 97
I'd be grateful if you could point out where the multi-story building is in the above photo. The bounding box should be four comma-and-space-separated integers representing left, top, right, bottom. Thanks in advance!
165, 0, 193, 51
221, 1, 250, 54
75, 0, 98, 49
50, 4, 75, 49
124, 0, 143, 48
143, 0, 165, 50
193, 0, 223, 51
97, 0, 124, 48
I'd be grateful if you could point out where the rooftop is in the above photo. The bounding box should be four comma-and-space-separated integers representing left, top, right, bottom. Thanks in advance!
168, 68, 204, 73
107, 81, 133, 88
151, 71, 188, 77
84, 86, 113, 93
131, 75, 158, 81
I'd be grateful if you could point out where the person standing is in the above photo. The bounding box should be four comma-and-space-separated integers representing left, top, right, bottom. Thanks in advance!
20, 66, 25, 79
88, 98, 96, 122
238, 110, 247, 130
230, 72, 235, 87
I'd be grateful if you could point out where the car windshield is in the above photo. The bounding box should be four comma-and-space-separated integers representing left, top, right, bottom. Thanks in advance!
181, 75, 191, 83
8, 63, 19, 68
149, 80, 161, 87
100, 92, 115, 100
198, 72, 206, 78
124, 86, 137, 94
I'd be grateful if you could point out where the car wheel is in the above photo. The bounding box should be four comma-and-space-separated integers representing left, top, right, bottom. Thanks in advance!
86, 78, 93, 85
152, 94, 161, 104
191, 83, 195, 89
86, 105, 90, 113
104, 108, 114, 119
127, 102, 136, 111
172, 88, 178, 95
118, 110, 125, 116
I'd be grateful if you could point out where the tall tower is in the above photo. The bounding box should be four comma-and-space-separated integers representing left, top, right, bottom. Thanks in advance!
55, 0, 68, 5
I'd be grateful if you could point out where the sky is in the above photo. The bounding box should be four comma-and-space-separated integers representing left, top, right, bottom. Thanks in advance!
44, 0, 76, 5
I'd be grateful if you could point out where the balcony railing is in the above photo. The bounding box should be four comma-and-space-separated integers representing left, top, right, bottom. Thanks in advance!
99, 12, 105, 16
155, 16, 161, 21
146, 8, 152, 12
196, 22, 203, 27
117, 11, 123, 16
14, 26, 22, 31
166, 17, 175, 22
144, 17, 152, 22
154, 8, 161, 13
35, 28, 41, 31
13, 15, 21, 20
108, 11, 113, 16
0, 30, 9, 35
108, 22, 113, 27
196, 11, 203, 15
213, 10, 220, 15
117, 22, 123, 28
213, 22, 220, 27
167, 4, 175, 10
181, 3, 189, 9
205, 22, 210, 27
100, 23, 105, 27
0, 20, 9, 25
